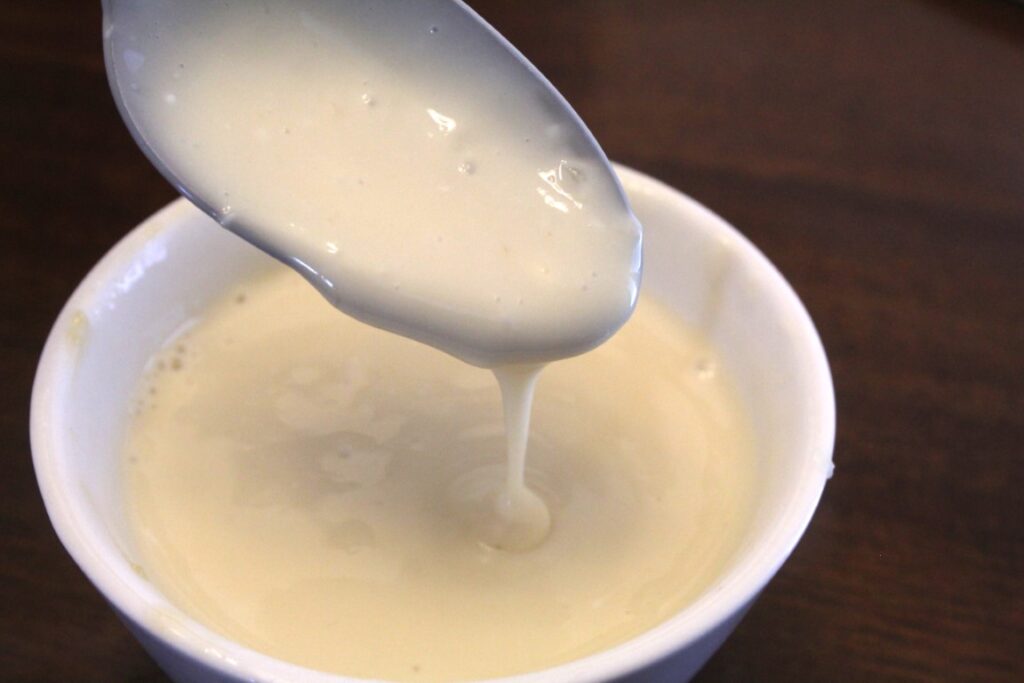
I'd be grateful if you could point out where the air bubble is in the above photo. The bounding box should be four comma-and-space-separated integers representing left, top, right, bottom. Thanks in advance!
361, 93, 375, 106
457, 161, 475, 175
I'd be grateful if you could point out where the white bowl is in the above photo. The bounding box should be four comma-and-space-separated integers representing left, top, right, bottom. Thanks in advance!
31, 165, 834, 683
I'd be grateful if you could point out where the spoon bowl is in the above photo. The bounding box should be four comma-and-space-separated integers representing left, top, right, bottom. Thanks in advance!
102, 0, 642, 366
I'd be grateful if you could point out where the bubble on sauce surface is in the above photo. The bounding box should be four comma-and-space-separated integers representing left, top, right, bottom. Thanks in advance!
168, 343, 189, 371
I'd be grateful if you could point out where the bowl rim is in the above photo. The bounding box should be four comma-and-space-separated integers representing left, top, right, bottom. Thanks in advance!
30, 164, 835, 683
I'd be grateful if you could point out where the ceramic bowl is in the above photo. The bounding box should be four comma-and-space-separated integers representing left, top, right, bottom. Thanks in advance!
31, 165, 834, 682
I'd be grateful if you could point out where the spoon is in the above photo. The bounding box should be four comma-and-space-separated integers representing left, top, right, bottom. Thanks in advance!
102, 0, 641, 366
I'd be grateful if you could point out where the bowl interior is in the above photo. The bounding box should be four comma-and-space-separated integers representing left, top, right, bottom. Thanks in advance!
31, 165, 833, 682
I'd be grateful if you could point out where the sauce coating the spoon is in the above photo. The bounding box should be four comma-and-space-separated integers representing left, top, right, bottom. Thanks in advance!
104, 0, 642, 367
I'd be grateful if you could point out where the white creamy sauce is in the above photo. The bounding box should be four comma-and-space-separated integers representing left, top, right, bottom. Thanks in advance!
104, 0, 642, 367
124, 270, 755, 682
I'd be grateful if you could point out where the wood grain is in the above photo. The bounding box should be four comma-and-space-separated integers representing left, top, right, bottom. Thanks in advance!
1, 1, 1021, 681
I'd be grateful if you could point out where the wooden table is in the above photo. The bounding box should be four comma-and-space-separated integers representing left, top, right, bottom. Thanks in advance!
2, 1, 1021, 681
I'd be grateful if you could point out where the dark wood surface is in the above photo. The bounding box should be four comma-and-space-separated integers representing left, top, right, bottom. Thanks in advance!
2, 1, 1021, 681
